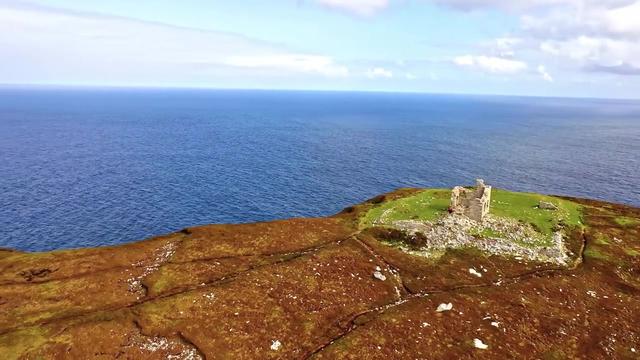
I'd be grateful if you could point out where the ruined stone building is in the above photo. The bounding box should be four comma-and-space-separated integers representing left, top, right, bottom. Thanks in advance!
450, 179, 492, 222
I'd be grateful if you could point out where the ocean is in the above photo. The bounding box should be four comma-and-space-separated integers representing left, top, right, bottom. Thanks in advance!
1, 88, 639, 251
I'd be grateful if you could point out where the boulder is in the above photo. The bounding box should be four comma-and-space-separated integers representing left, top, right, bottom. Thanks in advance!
539, 201, 558, 210
373, 271, 386, 281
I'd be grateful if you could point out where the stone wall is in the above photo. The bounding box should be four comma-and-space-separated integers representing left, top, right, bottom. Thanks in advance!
449, 179, 491, 222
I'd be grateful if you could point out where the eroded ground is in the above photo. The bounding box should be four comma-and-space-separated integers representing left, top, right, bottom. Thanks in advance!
0, 189, 639, 359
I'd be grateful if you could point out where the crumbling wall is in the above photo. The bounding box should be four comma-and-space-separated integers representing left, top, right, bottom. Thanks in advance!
449, 179, 491, 222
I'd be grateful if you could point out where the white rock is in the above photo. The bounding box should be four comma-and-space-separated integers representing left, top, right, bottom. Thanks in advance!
436, 303, 453, 312
539, 201, 558, 210
270, 340, 281, 351
469, 268, 482, 277
490, 321, 499, 328
373, 271, 386, 281
473, 338, 489, 349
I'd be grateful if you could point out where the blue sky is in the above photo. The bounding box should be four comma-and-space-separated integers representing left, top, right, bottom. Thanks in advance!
1, 0, 640, 98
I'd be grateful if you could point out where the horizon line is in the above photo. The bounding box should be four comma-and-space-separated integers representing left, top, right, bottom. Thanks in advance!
1, 83, 639, 102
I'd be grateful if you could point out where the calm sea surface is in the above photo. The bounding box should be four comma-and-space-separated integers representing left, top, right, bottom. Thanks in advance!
1, 88, 639, 251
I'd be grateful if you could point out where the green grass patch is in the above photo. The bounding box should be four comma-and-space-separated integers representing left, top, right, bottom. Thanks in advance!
360, 189, 451, 228
0, 326, 49, 360
361, 188, 583, 240
541, 349, 567, 360
480, 228, 505, 239
594, 235, 610, 245
624, 248, 640, 256
469, 227, 506, 239
149, 268, 172, 294
584, 247, 611, 261
614, 216, 639, 227
490, 189, 582, 236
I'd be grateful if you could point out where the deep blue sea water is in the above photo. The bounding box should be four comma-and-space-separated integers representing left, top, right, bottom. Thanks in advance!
1, 88, 639, 251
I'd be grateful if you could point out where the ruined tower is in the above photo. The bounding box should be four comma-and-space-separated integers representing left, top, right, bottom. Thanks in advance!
449, 179, 492, 222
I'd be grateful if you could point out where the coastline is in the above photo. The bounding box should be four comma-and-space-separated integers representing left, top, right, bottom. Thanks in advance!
1, 188, 639, 359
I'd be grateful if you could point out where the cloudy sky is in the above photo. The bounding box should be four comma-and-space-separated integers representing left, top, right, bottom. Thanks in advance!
1, 0, 640, 98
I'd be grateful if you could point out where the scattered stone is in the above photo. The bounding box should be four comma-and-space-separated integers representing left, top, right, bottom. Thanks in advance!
490, 321, 500, 328
587, 290, 597, 298
127, 241, 178, 298
140, 336, 171, 352
389, 212, 570, 265
539, 201, 558, 210
473, 338, 489, 350
469, 268, 482, 277
373, 271, 386, 281
270, 340, 282, 351
19, 268, 54, 282
436, 303, 453, 312
137, 335, 202, 359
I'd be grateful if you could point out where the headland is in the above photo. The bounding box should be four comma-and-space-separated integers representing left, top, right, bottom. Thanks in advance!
1, 183, 639, 359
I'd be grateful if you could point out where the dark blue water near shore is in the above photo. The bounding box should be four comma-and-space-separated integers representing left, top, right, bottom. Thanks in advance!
1, 88, 639, 251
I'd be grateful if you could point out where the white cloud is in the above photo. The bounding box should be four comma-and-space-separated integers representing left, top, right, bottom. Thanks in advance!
225, 54, 349, 77
312, 0, 640, 82
521, 1, 640, 39
524, 2, 640, 76
604, 1, 640, 36
522, 1, 640, 75
366, 67, 393, 78
540, 36, 640, 70
404, 72, 417, 80
492, 37, 523, 57
432, 0, 631, 13
315, 0, 389, 16
453, 55, 528, 74
440, 0, 640, 78
0, 2, 349, 86
431, 0, 640, 38
587, 63, 640, 75
537, 65, 553, 81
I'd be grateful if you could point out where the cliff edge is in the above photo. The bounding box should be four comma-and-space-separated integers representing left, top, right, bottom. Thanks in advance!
1, 188, 639, 359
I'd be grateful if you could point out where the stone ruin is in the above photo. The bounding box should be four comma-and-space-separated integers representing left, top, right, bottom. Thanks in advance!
450, 179, 492, 222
